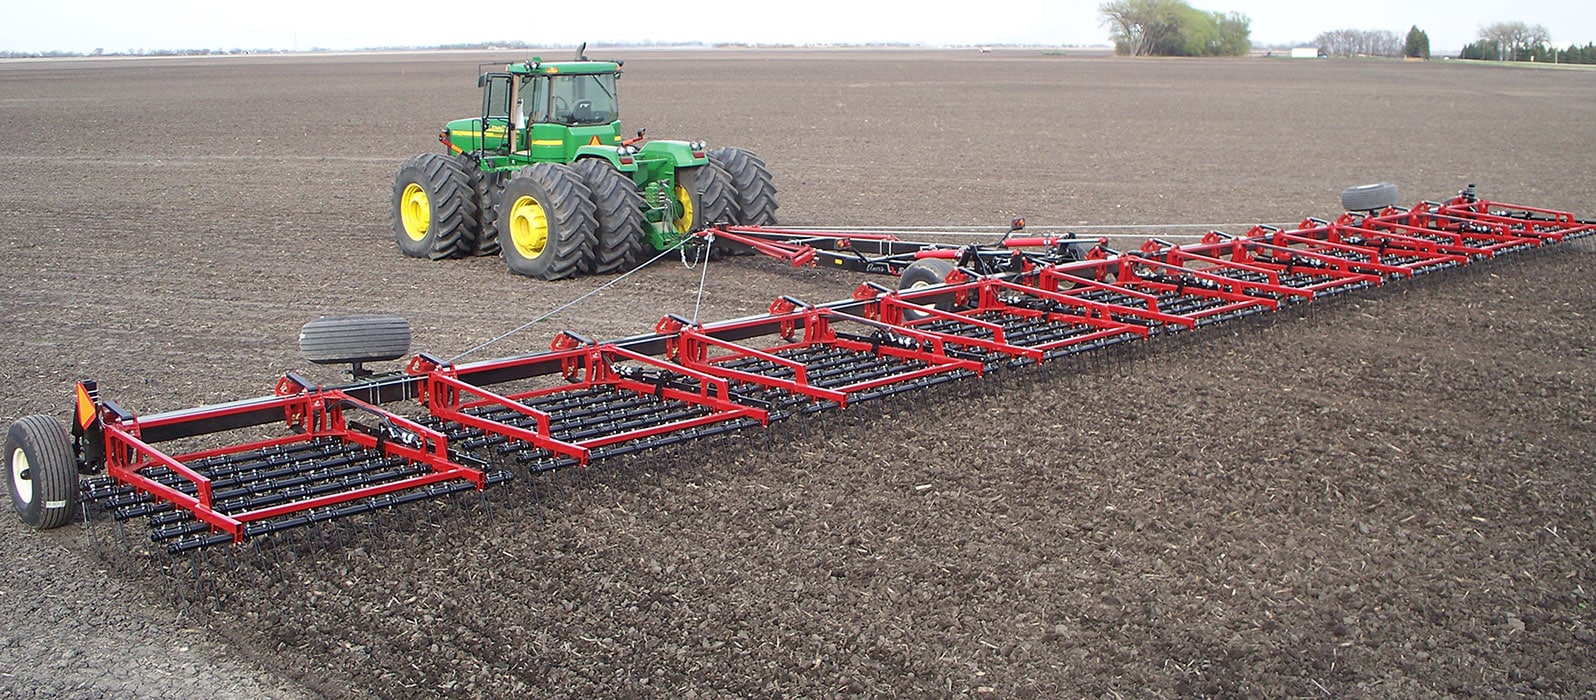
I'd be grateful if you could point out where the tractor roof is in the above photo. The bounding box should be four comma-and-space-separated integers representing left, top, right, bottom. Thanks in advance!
505, 59, 621, 76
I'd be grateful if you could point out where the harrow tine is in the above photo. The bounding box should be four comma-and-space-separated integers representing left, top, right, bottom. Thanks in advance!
68, 188, 1592, 557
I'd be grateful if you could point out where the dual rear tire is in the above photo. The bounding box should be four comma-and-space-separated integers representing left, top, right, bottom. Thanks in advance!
392, 147, 775, 280
498, 164, 599, 281
493, 160, 740, 279
391, 153, 481, 260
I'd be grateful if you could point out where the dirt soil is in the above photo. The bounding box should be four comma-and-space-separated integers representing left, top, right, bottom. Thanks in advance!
0, 49, 1592, 698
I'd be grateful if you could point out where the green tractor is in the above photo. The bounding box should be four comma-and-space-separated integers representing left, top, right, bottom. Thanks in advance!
392, 48, 777, 280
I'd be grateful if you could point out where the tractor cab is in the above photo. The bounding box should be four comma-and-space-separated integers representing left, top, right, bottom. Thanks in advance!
446, 59, 626, 165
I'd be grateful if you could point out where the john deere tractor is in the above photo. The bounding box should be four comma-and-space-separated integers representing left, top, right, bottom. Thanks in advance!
392, 48, 777, 280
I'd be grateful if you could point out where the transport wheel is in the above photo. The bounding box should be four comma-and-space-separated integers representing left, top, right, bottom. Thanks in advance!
392, 153, 480, 260
707, 146, 778, 226
498, 163, 598, 281
897, 258, 958, 320
299, 315, 412, 366
1341, 182, 1399, 212
4, 416, 78, 530
571, 158, 647, 274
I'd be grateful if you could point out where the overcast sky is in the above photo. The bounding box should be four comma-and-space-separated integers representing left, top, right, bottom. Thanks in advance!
5, 0, 1593, 54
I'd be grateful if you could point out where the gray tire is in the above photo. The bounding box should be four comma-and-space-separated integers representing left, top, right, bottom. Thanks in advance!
299, 315, 412, 366
5, 415, 78, 530
897, 258, 958, 319
1342, 183, 1399, 212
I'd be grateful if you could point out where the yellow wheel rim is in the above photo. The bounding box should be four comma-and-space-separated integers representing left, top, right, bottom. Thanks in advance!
400, 182, 430, 242
673, 182, 694, 232
509, 195, 549, 259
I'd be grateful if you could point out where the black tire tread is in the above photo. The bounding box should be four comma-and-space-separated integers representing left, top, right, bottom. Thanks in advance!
571, 159, 647, 274
692, 162, 739, 232
473, 167, 505, 257
5, 415, 77, 530
391, 153, 480, 260
299, 315, 412, 365
708, 146, 779, 226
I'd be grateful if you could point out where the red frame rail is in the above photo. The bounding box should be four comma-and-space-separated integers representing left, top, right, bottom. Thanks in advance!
410, 334, 769, 468
70, 188, 1591, 551
658, 298, 985, 409
93, 383, 491, 549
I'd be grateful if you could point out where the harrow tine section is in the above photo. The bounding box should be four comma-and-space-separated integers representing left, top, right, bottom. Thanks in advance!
668, 300, 985, 409
70, 187, 1592, 554
412, 340, 769, 472
83, 387, 505, 552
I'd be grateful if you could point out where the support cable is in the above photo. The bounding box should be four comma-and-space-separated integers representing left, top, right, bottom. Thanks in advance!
448, 240, 690, 364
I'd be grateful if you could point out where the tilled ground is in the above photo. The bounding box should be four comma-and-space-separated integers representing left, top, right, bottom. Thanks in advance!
0, 49, 1592, 698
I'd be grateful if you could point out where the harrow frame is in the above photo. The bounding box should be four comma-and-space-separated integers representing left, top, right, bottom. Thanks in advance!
13, 187, 1589, 552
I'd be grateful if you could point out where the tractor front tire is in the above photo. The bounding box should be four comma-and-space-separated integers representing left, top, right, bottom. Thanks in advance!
498, 163, 598, 281
392, 153, 480, 260
675, 163, 739, 234
708, 146, 778, 226
4, 416, 78, 530
572, 159, 647, 275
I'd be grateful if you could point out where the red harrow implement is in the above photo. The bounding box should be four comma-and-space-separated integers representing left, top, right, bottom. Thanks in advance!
4, 185, 1590, 553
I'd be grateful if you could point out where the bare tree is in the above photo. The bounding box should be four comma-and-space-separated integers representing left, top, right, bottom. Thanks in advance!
1315, 29, 1403, 58
1479, 21, 1551, 60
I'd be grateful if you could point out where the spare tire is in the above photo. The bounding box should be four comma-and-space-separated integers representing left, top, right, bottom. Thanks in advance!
299, 315, 412, 366
1341, 183, 1399, 212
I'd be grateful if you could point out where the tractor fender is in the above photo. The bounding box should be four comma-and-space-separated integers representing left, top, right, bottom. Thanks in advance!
637, 140, 709, 168
572, 146, 640, 173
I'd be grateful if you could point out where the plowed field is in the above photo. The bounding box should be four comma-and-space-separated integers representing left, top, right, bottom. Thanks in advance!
1, 49, 1592, 698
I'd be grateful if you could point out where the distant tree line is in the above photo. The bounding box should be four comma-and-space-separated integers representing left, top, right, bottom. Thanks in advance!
1459, 21, 1596, 63
1312, 26, 1429, 58
1315, 28, 1405, 57
1099, 0, 1251, 57
1313, 20, 1593, 64
1404, 26, 1430, 59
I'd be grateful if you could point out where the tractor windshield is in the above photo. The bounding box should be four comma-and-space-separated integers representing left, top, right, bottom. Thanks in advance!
528, 73, 618, 126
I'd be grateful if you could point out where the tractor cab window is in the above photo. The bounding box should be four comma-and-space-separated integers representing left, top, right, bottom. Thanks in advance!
522, 75, 549, 124
548, 73, 617, 126
482, 74, 514, 122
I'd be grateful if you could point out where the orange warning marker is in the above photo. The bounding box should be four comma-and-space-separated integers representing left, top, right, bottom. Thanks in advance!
75, 382, 97, 430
